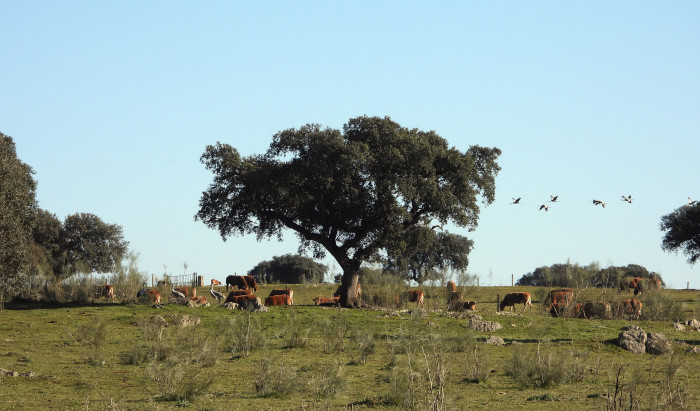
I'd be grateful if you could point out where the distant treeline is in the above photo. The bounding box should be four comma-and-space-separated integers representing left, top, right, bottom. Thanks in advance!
516, 262, 664, 289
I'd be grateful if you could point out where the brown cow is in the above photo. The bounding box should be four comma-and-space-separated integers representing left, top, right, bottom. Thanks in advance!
544, 288, 573, 306
265, 294, 292, 306
396, 290, 424, 309
268, 289, 294, 305
147, 289, 161, 304
447, 281, 456, 293
243, 275, 258, 292
175, 286, 196, 298
225, 290, 254, 301
500, 292, 532, 312
189, 295, 208, 305
313, 296, 340, 307
211, 279, 222, 287
620, 277, 643, 294
96, 285, 114, 300
226, 275, 249, 291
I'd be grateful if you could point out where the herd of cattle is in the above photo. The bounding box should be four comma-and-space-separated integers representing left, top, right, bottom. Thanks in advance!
93, 275, 656, 320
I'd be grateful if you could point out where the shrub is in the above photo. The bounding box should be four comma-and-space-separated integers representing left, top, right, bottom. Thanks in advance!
284, 312, 311, 349
220, 312, 266, 356
353, 330, 376, 364
318, 315, 348, 353
640, 290, 685, 322
253, 357, 298, 398
506, 344, 585, 388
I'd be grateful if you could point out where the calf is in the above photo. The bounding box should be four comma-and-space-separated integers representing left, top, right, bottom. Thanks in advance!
268, 289, 294, 305
211, 279, 222, 287
265, 294, 292, 306
453, 301, 476, 311
313, 296, 340, 307
447, 281, 456, 293
147, 289, 161, 304
500, 292, 532, 312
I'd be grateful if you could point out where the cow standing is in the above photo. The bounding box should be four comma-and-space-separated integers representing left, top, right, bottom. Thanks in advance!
226, 275, 249, 291
396, 290, 424, 309
500, 292, 532, 312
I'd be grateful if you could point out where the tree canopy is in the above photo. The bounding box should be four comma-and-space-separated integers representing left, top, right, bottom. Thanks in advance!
196, 115, 501, 306
515, 262, 663, 288
248, 254, 328, 284
384, 228, 474, 284
0, 132, 38, 300
29, 211, 129, 278
660, 203, 700, 265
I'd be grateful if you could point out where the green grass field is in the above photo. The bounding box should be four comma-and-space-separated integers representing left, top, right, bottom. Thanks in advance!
1, 284, 699, 410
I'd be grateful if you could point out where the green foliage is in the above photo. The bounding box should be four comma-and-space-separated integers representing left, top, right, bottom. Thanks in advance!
253, 357, 298, 398
249, 254, 328, 284
0, 132, 37, 304
516, 261, 663, 289
506, 344, 585, 388
660, 203, 700, 265
385, 229, 474, 284
196, 116, 501, 306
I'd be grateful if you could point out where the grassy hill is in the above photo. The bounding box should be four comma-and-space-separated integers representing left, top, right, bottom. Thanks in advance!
1, 284, 698, 410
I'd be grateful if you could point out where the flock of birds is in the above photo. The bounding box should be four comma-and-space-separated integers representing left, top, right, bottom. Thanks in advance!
509, 196, 697, 212
169, 283, 226, 303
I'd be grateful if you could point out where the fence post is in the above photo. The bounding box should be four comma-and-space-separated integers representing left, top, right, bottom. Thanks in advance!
496, 294, 500, 312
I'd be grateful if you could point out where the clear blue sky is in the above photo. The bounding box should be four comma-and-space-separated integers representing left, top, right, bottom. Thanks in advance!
3, 2, 699, 288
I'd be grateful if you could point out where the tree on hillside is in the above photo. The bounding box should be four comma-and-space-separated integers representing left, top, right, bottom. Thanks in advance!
249, 254, 328, 284
384, 227, 473, 284
196, 116, 500, 307
0, 133, 38, 303
516, 262, 663, 288
660, 203, 700, 265
29, 211, 129, 279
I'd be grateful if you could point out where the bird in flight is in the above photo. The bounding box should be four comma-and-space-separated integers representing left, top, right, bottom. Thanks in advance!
511, 197, 522, 204
621, 195, 632, 204
593, 199, 606, 208
549, 195, 559, 202
539, 204, 550, 212
689, 197, 697, 206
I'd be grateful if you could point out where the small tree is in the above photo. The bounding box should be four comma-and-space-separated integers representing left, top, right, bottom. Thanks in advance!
660, 203, 700, 265
249, 254, 328, 284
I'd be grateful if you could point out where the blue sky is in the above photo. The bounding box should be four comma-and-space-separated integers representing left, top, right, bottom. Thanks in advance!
3, 2, 699, 288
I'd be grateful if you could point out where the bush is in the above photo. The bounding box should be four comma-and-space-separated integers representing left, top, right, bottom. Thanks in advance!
640, 290, 685, 322
219, 312, 266, 357
506, 344, 585, 388
318, 315, 348, 353
253, 357, 298, 398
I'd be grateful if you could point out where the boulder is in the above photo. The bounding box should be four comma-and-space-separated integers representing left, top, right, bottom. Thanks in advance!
646, 332, 672, 355
469, 319, 502, 332
686, 319, 700, 330
485, 336, 505, 346
673, 322, 686, 331
618, 325, 647, 354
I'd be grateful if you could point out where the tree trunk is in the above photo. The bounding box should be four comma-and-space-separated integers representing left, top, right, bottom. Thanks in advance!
338, 269, 361, 308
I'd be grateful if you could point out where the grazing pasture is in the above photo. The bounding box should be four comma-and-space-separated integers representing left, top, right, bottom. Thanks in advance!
0, 284, 698, 409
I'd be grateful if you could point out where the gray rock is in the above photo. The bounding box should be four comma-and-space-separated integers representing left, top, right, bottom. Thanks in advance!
646, 332, 672, 355
687, 319, 700, 329
469, 319, 502, 332
485, 336, 505, 346
618, 325, 647, 354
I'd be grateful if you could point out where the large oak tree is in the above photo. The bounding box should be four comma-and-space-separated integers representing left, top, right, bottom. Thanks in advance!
196, 116, 501, 307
